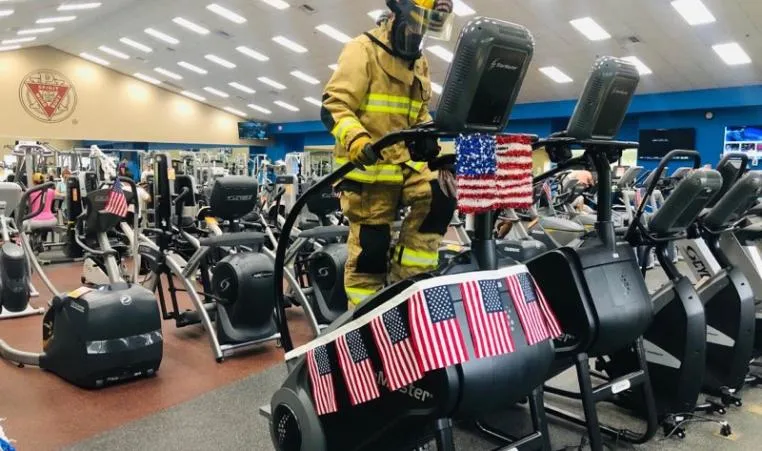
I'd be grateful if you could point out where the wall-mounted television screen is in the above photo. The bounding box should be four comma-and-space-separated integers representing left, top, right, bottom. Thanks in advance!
238, 121, 269, 140
638, 128, 696, 160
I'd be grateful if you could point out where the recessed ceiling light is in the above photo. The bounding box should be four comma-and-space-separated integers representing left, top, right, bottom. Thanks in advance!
144, 28, 179, 45
0, 9, 13, 17
203, 86, 229, 98
0, 45, 20, 51
58, 2, 101, 11
671, 0, 715, 26
431, 82, 443, 95
569, 17, 610, 41
620, 56, 652, 75
36, 16, 76, 23
178, 61, 207, 74
539, 66, 573, 84
453, 0, 475, 17
236, 45, 269, 61
304, 96, 322, 107
2, 36, 35, 44
181, 91, 206, 102
119, 37, 152, 53
427, 45, 453, 62
258, 76, 286, 90
134, 73, 161, 85
248, 103, 272, 115
367, 10, 384, 21
274, 100, 299, 112
224, 106, 247, 117
173, 17, 209, 35
315, 24, 351, 43
154, 67, 182, 80
272, 35, 307, 53
290, 70, 320, 85
17, 27, 55, 35
328, 64, 338, 71
206, 4, 246, 24
713, 42, 752, 66
259, 0, 289, 10
79, 52, 109, 66
205, 54, 236, 68
228, 82, 255, 94
98, 45, 128, 59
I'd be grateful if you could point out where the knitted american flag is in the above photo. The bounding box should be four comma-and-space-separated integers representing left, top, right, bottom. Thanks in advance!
495, 135, 534, 210
456, 134, 497, 214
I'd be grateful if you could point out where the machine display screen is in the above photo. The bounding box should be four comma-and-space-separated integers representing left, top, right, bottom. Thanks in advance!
593, 76, 638, 139
466, 46, 527, 129
238, 121, 269, 140
638, 128, 696, 160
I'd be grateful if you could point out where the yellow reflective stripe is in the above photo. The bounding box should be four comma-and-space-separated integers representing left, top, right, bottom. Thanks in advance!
334, 157, 404, 183
331, 117, 363, 147
360, 93, 423, 120
346, 287, 376, 305
367, 93, 412, 104
394, 245, 438, 268
405, 161, 426, 172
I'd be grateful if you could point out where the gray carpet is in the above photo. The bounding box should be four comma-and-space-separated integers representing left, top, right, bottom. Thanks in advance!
67, 262, 762, 450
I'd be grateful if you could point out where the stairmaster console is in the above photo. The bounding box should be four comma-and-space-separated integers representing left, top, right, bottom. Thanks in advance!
566, 56, 640, 140
435, 17, 535, 133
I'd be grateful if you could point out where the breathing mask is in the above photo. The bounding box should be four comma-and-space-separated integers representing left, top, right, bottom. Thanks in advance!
385, 0, 454, 61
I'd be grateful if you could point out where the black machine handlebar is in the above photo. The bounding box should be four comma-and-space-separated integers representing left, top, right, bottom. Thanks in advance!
625, 149, 701, 241
18, 182, 56, 222
173, 187, 190, 206
717, 152, 749, 183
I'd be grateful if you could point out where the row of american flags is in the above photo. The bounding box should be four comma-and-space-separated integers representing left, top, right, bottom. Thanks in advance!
306, 271, 562, 416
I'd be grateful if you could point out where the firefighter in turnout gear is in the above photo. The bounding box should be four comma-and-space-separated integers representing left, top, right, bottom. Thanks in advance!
321, 0, 456, 307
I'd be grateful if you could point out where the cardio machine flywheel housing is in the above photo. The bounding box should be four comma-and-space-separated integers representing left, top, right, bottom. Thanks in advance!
305, 243, 348, 324
0, 242, 30, 312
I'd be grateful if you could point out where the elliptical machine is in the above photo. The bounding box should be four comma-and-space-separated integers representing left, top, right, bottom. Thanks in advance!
266, 18, 557, 451
0, 179, 163, 389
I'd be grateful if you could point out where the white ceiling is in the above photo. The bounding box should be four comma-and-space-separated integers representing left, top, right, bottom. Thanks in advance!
2, 0, 761, 123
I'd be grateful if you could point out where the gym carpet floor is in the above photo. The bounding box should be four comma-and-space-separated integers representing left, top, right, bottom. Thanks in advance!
2, 262, 762, 450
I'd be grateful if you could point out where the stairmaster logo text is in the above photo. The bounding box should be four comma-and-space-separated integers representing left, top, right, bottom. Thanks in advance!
488, 59, 518, 71
227, 194, 254, 202
377, 371, 433, 402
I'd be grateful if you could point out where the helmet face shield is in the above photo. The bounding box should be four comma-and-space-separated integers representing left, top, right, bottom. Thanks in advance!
388, 0, 454, 60
406, 4, 454, 41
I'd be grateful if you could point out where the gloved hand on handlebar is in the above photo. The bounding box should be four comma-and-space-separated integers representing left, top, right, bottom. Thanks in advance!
407, 137, 441, 162
348, 135, 378, 169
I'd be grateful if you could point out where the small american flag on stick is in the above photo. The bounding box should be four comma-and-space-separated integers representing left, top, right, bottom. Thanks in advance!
104, 178, 129, 218
506, 272, 562, 346
370, 305, 424, 391
461, 279, 516, 359
336, 329, 380, 406
307, 345, 338, 415
409, 285, 468, 372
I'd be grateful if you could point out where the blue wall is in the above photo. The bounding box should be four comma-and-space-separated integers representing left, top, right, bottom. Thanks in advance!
267, 85, 762, 169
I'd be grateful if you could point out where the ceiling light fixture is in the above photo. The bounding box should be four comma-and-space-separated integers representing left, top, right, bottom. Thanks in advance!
181, 90, 206, 102
539, 66, 573, 83
431, 82, 443, 95
0, 45, 20, 51
671, 0, 716, 25
569, 17, 611, 41
205, 54, 236, 68
272, 35, 307, 53
79, 52, 110, 65
236, 45, 269, 61
452, 0, 475, 17
224, 107, 248, 117
154, 67, 182, 80
315, 24, 351, 43
173, 17, 210, 35
98, 45, 128, 59
134, 73, 161, 85
258, 76, 286, 90
203, 86, 230, 98
248, 103, 272, 115
0, 9, 13, 17
367, 10, 384, 21
620, 56, 653, 75
145, 28, 179, 44
58, 2, 101, 11
427, 45, 453, 62
274, 100, 299, 112
713, 42, 752, 66
304, 96, 322, 107
328, 64, 338, 71
119, 37, 152, 52
36, 16, 76, 23
259, 0, 289, 10
290, 70, 320, 85
206, 4, 246, 24
17, 27, 55, 35
228, 82, 256, 94
178, 61, 207, 74
2, 36, 35, 44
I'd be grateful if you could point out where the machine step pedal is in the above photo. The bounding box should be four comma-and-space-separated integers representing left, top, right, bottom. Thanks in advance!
591, 370, 645, 402
259, 404, 272, 420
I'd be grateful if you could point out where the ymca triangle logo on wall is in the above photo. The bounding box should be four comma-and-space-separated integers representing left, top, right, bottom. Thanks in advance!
19, 69, 77, 123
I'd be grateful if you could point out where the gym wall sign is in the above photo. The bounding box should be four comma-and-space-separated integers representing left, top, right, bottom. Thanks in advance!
19, 69, 77, 123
